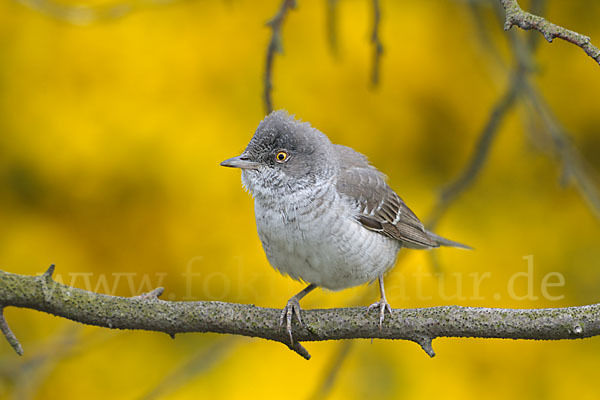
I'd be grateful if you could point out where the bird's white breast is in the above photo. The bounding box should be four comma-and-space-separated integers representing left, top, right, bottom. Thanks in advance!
252, 179, 401, 290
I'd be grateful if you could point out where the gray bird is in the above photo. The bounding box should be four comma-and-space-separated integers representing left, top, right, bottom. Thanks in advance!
221, 110, 469, 343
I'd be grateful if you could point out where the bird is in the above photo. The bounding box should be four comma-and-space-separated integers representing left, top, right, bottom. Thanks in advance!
220, 110, 470, 344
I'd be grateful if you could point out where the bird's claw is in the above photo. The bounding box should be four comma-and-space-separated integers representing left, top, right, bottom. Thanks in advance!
279, 297, 304, 344
367, 299, 392, 329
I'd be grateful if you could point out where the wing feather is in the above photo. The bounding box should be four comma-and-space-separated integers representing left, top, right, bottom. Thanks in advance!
333, 145, 437, 248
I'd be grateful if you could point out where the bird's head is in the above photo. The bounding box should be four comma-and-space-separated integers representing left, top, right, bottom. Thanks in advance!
221, 110, 336, 199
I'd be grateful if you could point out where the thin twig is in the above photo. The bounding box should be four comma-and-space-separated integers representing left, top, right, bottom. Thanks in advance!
370, 0, 384, 86
140, 337, 239, 400
524, 0, 547, 50
521, 81, 600, 218
425, 2, 543, 230
326, 0, 340, 56
264, 0, 297, 114
0, 308, 23, 356
0, 327, 83, 398
16, 0, 173, 25
309, 341, 353, 400
134, 287, 165, 300
2, 268, 600, 360
466, 0, 505, 69
426, 72, 523, 229
499, 0, 600, 66
503, 24, 600, 219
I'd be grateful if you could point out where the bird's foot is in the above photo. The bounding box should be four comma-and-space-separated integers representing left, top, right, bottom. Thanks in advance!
279, 297, 304, 344
367, 298, 392, 329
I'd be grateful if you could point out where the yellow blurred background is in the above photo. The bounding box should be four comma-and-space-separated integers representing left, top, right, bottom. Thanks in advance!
1, 0, 600, 398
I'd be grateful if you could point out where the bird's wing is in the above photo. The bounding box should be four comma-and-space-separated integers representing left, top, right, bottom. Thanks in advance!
333, 145, 437, 248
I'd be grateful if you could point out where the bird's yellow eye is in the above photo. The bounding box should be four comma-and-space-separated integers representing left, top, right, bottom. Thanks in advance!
275, 151, 288, 163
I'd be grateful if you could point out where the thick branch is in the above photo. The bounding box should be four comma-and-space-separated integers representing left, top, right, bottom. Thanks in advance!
500, 0, 600, 66
1, 268, 599, 360
263, 0, 297, 114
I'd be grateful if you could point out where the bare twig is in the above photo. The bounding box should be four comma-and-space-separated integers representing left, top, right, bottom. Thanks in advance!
370, 0, 384, 86
521, 81, 600, 218
43, 263, 55, 281
524, 0, 547, 50
0, 327, 83, 398
426, 72, 523, 229
0, 308, 23, 356
466, 0, 505, 68
503, 25, 600, 219
2, 267, 600, 360
15, 0, 175, 25
134, 287, 165, 300
425, 2, 528, 230
499, 0, 600, 66
140, 337, 238, 400
426, 0, 558, 229
309, 341, 353, 400
264, 0, 297, 114
326, 0, 340, 56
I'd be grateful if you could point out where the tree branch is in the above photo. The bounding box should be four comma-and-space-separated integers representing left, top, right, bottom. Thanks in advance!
502, 21, 600, 219
309, 341, 353, 400
521, 78, 600, 219
16, 0, 165, 25
2, 267, 599, 360
499, 0, 600, 66
370, 0, 384, 87
325, 0, 340, 57
426, 71, 523, 229
140, 337, 239, 400
0, 307, 23, 356
264, 0, 297, 114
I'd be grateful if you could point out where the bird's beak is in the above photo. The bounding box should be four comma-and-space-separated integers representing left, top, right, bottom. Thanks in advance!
220, 155, 261, 170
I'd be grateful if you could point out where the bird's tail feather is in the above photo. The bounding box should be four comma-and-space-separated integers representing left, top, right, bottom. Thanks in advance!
426, 230, 472, 250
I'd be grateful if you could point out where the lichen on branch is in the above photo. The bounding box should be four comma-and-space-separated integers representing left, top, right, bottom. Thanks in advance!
1, 267, 599, 360
500, 0, 600, 66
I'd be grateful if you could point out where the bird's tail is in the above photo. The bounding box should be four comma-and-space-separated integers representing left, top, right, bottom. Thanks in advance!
426, 230, 472, 250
